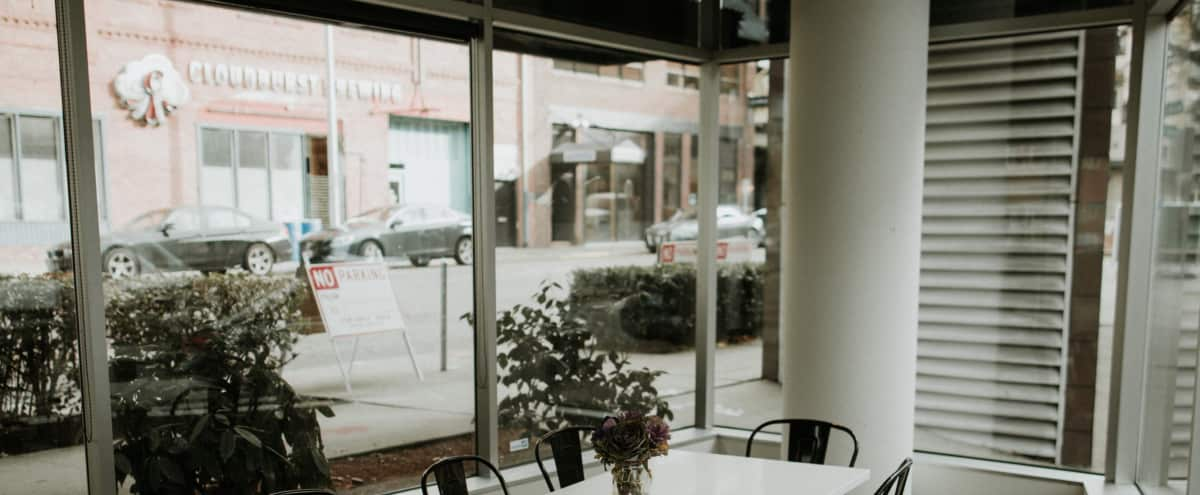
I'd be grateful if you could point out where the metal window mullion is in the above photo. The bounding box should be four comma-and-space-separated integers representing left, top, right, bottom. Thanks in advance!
53, 1, 117, 494
469, 7, 499, 471
695, 61, 719, 430
1106, 2, 1169, 485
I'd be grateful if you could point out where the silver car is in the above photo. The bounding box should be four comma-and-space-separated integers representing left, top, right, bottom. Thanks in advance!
301, 205, 473, 266
643, 205, 764, 253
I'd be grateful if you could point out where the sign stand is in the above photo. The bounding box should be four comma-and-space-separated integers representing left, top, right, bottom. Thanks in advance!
329, 332, 423, 394
306, 262, 423, 394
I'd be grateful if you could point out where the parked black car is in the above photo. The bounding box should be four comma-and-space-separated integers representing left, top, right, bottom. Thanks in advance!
46, 206, 292, 278
300, 205, 473, 266
643, 205, 764, 253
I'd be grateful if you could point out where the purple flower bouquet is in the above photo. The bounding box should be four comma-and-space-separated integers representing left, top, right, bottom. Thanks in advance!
592, 412, 670, 495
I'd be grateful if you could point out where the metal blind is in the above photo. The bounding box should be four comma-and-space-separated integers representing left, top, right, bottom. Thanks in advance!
918, 31, 1083, 463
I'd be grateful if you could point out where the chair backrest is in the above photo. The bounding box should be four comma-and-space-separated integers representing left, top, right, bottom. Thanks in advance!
745, 419, 860, 467
269, 490, 336, 495
874, 458, 913, 495
535, 426, 597, 491
421, 455, 509, 495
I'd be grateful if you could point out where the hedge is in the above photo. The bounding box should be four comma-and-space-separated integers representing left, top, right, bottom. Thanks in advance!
0, 273, 332, 493
569, 263, 763, 351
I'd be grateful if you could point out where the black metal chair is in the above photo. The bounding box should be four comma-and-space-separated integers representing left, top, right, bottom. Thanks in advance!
745, 419, 859, 467
421, 455, 509, 495
873, 458, 913, 495
270, 490, 335, 495
535, 425, 597, 491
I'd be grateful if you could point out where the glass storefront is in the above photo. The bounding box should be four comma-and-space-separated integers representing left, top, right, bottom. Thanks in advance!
3, 0, 1192, 493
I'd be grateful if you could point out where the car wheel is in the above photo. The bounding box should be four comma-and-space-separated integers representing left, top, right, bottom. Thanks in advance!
646, 241, 658, 254
409, 256, 431, 267
360, 240, 384, 262
103, 247, 140, 279
242, 243, 275, 275
454, 236, 473, 265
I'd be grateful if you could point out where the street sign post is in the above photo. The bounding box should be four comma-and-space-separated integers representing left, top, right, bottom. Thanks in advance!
306, 262, 423, 392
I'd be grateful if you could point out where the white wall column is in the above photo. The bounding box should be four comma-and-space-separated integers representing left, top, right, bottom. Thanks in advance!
782, 0, 927, 491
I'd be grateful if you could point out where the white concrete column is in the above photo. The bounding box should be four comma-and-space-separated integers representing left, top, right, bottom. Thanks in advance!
781, 0, 927, 492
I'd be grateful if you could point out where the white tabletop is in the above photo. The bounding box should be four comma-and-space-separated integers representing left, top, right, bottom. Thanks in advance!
552, 450, 871, 495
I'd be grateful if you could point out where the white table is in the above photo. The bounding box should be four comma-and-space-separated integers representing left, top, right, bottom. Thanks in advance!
552, 450, 871, 495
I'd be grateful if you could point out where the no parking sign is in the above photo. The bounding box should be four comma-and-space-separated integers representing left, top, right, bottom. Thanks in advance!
307, 262, 406, 337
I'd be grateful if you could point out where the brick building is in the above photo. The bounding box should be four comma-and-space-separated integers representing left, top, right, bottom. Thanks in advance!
0, 0, 753, 269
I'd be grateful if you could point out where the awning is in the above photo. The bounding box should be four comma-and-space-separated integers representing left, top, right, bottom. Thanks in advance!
550, 138, 646, 164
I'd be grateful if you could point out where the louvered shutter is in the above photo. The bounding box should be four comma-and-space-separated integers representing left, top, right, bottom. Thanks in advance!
918, 31, 1083, 464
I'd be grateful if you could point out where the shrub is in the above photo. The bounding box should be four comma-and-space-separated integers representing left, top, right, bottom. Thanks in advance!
0, 273, 331, 494
469, 282, 673, 438
0, 274, 81, 445
569, 263, 763, 351
108, 274, 331, 494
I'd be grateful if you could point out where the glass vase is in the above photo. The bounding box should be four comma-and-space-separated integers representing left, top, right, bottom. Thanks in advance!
611, 461, 649, 495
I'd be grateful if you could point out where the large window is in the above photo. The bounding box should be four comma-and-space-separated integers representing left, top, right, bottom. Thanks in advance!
493, 34, 723, 469
1140, 2, 1200, 488
7, 0, 1183, 494
0, 0, 88, 493
912, 28, 1124, 471
714, 58, 779, 433
80, 1, 477, 493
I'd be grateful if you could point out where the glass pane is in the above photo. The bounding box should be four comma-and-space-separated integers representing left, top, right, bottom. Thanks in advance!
270, 134, 304, 221
84, 0, 477, 492
1142, 4, 1200, 488
0, 116, 14, 221
19, 116, 64, 221
201, 128, 235, 208
493, 0, 699, 46
907, 28, 1125, 470
930, 0, 1131, 26
714, 59, 775, 435
493, 33, 699, 470
0, 0, 87, 492
236, 131, 270, 219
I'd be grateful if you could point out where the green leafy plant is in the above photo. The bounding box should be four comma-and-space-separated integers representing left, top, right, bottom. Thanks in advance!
0, 272, 331, 493
0, 274, 82, 452
467, 282, 672, 439
107, 274, 332, 494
